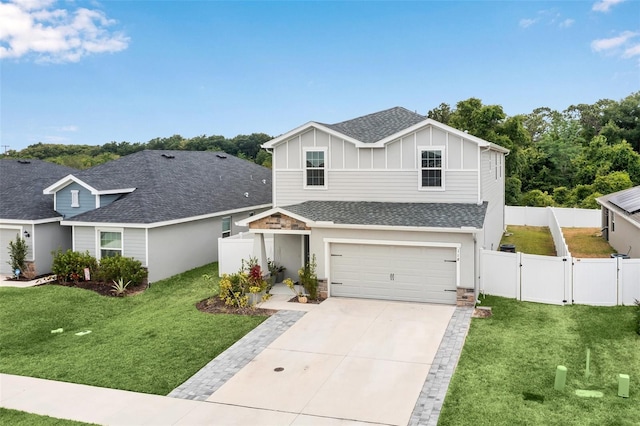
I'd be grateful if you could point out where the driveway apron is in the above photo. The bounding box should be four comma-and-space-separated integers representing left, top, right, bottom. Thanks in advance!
207, 298, 455, 426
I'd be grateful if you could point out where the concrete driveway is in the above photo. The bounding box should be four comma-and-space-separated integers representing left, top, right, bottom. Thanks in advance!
207, 298, 455, 426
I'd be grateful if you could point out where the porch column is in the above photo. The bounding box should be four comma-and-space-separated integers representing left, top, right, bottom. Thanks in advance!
253, 233, 268, 274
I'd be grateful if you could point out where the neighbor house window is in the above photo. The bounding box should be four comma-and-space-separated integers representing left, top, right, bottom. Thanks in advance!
611, 212, 615, 232
304, 149, 326, 188
71, 190, 80, 208
222, 216, 231, 238
99, 230, 122, 258
420, 148, 444, 189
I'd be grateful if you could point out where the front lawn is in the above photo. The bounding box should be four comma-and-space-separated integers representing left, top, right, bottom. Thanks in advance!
439, 296, 640, 425
0, 263, 267, 395
0, 408, 94, 426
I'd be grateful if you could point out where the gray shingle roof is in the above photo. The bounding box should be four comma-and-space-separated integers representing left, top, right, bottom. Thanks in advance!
65, 150, 272, 224
0, 159, 76, 220
320, 107, 426, 144
282, 200, 487, 229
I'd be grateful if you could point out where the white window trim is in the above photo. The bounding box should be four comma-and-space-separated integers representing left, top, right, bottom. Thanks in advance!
96, 228, 123, 260
71, 190, 80, 208
222, 216, 232, 238
303, 147, 328, 190
418, 146, 445, 191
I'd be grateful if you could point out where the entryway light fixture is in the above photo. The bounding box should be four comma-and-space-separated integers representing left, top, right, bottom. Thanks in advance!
23, 230, 30, 238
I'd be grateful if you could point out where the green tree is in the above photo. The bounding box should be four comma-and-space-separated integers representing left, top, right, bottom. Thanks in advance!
521, 189, 554, 207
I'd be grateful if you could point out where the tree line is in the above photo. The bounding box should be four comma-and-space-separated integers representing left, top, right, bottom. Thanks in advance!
6, 91, 639, 208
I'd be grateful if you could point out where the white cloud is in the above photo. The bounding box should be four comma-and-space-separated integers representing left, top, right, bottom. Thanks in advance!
592, 0, 626, 12
591, 31, 639, 52
559, 19, 575, 29
0, 0, 129, 63
519, 18, 537, 29
622, 44, 640, 58
59, 125, 78, 132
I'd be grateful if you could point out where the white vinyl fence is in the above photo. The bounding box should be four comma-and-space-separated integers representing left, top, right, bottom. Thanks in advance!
505, 206, 601, 228
218, 233, 273, 275
481, 250, 640, 306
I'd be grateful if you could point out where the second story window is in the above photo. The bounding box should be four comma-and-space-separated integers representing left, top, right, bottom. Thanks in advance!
71, 190, 80, 208
420, 148, 444, 189
305, 149, 326, 188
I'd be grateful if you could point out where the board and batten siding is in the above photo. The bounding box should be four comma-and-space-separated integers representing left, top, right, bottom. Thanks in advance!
480, 149, 506, 251
272, 126, 481, 206
56, 182, 95, 218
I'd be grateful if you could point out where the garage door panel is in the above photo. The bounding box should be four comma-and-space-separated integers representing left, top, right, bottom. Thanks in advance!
330, 243, 457, 305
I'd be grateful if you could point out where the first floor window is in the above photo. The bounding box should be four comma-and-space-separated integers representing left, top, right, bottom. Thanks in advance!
420, 148, 443, 188
305, 149, 326, 188
222, 216, 231, 238
100, 231, 122, 258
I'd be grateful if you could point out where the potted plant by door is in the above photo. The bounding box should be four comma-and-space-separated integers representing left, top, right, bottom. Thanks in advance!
284, 278, 307, 303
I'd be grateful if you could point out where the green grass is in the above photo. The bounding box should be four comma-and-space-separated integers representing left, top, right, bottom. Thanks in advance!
563, 227, 617, 258
0, 263, 267, 395
500, 225, 557, 256
0, 408, 95, 426
439, 296, 640, 426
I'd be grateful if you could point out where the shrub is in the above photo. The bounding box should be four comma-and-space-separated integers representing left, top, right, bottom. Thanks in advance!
299, 254, 318, 300
218, 257, 268, 307
51, 249, 98, 284
98, 255, 147, 286
7, 234, 28, 277
111, 278, 132, 296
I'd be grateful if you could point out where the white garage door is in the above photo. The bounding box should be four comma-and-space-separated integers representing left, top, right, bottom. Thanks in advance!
330, 243, 458, 304
0, 228, 21, 275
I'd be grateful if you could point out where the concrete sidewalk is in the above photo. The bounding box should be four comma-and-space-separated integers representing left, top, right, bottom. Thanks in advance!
0, 273, 56, 288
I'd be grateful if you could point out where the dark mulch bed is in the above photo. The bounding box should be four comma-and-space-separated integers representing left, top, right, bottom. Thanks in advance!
47, 280, 148, 297
196, 297, 277, 316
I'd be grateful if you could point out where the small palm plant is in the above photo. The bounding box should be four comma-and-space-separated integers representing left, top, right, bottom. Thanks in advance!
111, 277, 131, 296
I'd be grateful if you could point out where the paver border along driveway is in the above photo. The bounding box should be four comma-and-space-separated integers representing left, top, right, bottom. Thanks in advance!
207, 298, 455, 426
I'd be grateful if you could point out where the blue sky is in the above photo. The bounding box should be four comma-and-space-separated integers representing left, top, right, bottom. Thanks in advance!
1, 0, 638, 152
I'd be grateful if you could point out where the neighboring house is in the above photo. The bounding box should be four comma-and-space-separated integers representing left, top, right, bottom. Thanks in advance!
237, 107, 509, 306
0, 159, 76, 276
43, 150, 272, 283
597, 186, 640, 258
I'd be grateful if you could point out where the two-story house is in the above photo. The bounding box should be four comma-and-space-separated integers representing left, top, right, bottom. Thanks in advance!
43, 150, 272, 283
238, 107, 508, 306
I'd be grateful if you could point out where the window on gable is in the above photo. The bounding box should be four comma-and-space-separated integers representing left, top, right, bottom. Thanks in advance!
100, 231, 122, 258
420, 148, 443, 188
71, 190, 80, 208
305, 149, 326, 188
222, 216, 231, 238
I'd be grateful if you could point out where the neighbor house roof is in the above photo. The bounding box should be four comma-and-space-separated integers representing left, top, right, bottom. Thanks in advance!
0, 159, 77, 221
597, 186, 640, 228
56, 150, 272, 224
319, 107, 426, 144
281, 200, 488, 229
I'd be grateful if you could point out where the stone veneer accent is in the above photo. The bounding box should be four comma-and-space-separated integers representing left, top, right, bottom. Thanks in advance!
456, 287, 476, 307
318, 278, 328, 299
250, 213, 310, 231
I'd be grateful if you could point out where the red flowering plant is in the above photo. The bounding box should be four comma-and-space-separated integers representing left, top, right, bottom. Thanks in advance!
218, 257, 269, 307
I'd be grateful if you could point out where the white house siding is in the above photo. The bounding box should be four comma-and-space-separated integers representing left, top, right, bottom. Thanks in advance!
73, 226, 95, 257
606, 212, 639, 258
272, 126, 484, 206
147, 217, 221, 283
123, 228, 146, 263
55, 182, 96, 218
309, 227, 476, 290
479, 149, 506, 251
33, 221, 71, 275
275, 170, 478, 206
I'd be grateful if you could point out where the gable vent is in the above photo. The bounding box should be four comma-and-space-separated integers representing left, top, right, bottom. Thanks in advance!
161, 154, 175, 159
216, 154, 227, 159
